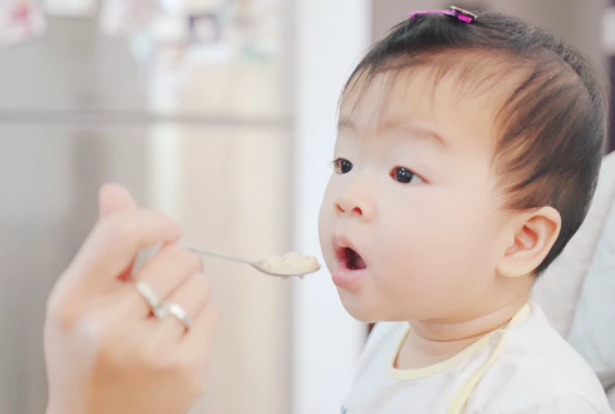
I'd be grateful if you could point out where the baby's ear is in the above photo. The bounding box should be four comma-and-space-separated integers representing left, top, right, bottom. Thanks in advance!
496, 206, 561, 278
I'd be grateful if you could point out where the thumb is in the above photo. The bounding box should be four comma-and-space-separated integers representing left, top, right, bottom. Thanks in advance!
99, 183, 138, 219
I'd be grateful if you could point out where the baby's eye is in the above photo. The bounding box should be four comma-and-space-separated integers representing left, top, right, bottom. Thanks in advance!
390, 166, 423, 184
334, 158, 353, 174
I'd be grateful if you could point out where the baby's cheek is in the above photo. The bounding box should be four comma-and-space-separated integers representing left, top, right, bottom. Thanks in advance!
382, 215, 466, 277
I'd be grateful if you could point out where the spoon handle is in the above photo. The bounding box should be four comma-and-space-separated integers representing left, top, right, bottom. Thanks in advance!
183, 245, 256, 265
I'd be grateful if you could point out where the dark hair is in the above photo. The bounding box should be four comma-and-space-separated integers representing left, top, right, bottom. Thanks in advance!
342, 11, 609, 275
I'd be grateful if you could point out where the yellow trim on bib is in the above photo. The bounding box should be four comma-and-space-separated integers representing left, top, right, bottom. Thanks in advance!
446, 303, 531, 414
387, 304, 531, 388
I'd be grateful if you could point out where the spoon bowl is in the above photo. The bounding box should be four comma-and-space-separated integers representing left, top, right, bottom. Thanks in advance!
183, 245, 321, 279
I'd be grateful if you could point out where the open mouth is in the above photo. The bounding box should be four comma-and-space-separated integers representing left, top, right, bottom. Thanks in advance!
337, 246, 367, 271
331, 235, 368, 289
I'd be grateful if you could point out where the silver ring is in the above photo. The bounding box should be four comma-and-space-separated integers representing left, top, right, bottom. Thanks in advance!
134, 281, 164, 318
158, 302, 193, 331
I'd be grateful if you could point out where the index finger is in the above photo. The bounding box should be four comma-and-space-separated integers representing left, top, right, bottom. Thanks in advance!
62, 209, 183, 296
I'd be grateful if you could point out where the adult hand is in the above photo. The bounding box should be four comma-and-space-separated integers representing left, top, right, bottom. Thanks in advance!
44, 183, 218, 414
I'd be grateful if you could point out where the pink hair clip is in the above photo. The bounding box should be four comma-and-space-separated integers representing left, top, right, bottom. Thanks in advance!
409, 5, 478, 24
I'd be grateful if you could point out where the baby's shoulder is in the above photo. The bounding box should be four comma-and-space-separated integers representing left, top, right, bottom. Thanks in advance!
472, 308, 612, 413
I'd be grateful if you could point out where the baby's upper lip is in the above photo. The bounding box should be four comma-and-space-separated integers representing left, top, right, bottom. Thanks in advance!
333, 233, 362, 258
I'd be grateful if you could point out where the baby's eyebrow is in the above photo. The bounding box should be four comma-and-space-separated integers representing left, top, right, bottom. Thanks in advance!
337, 117, 356, 132
337, 117, 447, 148
380, 120, 447, 148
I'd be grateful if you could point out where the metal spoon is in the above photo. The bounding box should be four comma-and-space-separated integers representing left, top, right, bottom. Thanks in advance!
183, 245, 321, 279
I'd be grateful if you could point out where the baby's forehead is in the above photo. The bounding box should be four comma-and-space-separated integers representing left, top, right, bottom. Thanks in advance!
339, 67, 511, 148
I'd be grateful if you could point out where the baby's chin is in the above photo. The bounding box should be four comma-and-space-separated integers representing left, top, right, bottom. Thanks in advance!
338, 289, 425, 324
337, 288, 389, 324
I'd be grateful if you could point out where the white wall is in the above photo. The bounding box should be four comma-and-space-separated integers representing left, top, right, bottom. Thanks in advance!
291, 1, 371, 413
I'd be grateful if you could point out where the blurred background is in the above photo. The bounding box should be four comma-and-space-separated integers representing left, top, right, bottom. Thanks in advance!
0, 1, 613, 414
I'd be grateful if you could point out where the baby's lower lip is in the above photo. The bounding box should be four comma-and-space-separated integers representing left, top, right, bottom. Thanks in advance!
332, 263, 366, 290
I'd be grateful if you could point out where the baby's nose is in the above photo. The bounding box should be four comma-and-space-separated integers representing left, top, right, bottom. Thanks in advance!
334, 194, 374, 221
335, 201, 363, 216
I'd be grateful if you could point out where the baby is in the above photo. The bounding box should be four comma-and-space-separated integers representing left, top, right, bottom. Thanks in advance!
317, 6, 614, 414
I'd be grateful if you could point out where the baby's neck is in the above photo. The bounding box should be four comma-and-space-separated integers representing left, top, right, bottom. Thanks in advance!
395, 296, 529, 370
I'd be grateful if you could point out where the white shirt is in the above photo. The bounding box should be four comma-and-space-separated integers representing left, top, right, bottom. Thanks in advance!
342, 302, 614, 414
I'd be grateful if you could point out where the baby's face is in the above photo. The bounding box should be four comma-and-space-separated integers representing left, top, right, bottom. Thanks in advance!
318, 70, 514, 323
